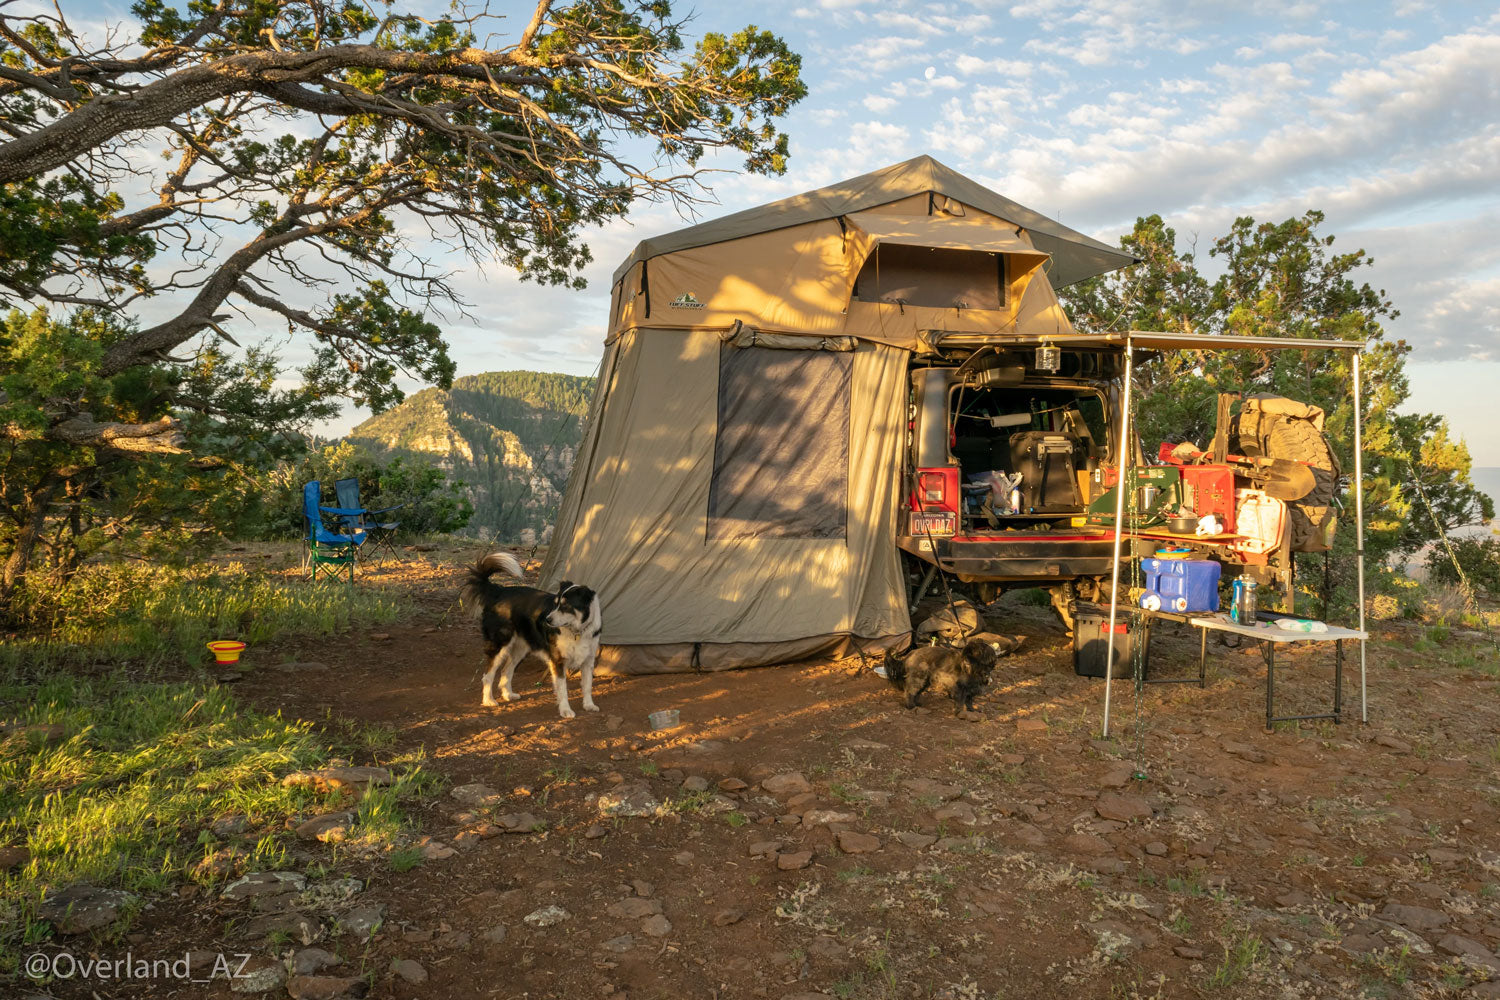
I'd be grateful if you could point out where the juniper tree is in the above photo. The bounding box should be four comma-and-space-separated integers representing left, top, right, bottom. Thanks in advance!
0, 0, 806, 600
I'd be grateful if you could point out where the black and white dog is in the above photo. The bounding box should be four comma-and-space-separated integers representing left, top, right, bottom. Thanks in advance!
461, 552, 603, 719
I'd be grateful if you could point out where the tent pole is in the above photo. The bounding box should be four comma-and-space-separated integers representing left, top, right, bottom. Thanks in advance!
1102, 344, 1135, 738
1353, 351, 1368, 723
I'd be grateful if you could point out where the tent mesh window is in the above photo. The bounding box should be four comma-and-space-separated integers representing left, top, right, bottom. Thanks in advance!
852, 245, 1007, 311
708, 345, 852, 541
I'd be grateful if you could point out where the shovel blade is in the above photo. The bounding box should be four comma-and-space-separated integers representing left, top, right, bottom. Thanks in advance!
1256, 460, 1317, 501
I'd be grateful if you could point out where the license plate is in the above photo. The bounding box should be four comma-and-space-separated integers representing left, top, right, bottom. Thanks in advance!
910, 511, 956, 536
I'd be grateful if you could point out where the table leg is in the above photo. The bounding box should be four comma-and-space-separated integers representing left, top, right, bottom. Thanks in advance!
1198, 627, 1208, 688
1265, 641, 1275, 730
1334, 638, 1343, 723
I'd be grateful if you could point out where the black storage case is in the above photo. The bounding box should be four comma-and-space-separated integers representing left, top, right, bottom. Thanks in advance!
1008, 431, 1082, 512
1073, 602, 1150, 679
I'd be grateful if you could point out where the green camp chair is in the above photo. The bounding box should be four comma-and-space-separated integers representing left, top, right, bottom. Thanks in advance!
302, 480, 365, 583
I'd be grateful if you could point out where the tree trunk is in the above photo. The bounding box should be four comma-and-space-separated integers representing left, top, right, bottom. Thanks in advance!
0, 474, 61, 615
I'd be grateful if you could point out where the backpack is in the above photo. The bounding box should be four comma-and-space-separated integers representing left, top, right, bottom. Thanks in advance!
1230, 395, 1340, 552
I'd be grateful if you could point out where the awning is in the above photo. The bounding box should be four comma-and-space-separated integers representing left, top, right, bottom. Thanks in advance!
844, 211, 1051, 270
930, 330, 1366, 352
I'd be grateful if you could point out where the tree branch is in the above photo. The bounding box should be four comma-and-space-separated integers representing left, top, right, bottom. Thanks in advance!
4, 415, 188, 454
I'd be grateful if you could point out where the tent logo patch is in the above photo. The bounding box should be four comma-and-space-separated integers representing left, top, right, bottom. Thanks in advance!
669, 292, 705, 310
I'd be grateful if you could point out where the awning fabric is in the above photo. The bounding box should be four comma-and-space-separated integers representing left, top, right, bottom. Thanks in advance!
844, 211, 1051, 267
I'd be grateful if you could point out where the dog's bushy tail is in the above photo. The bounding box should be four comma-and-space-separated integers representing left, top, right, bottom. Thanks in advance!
462, 551, 526, 613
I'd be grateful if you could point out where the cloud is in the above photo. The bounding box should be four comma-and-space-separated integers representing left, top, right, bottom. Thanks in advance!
842, 34, 922, 67
1262, 31, 1327, 51
872, 9, 993, 35
952, 53, 1035, 76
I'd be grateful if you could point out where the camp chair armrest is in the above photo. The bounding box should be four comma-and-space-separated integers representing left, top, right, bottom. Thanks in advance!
319, 505, 367, 516
366, 503, 405, 515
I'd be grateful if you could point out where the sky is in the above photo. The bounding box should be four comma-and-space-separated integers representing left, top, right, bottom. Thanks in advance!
43, 1, 1500, 460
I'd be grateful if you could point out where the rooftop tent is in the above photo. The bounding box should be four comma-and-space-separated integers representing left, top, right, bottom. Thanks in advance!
610, 154, 1134, 288
540, 158, 1136, 674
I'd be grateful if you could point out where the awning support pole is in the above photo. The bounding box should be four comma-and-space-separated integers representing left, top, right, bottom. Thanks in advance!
1353, 351, 1368, 722
1102, 343, 1135, 738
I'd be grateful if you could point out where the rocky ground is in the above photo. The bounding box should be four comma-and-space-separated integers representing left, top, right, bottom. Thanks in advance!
20, 554, 1500, 1000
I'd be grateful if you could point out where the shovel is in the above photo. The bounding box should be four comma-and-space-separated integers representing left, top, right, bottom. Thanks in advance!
1233, 455, 1317, 501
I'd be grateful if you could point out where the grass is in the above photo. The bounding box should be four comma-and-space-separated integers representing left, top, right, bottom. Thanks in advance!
1014, 587, 1052, 607
666, 789, 715, 815
0, 670, 433, 971
1360, 945, 1414, 997
1207, 930, 1263, 988
1166, 874, 1207, 897
830, 781, 862, 804
2, 559, 401, 671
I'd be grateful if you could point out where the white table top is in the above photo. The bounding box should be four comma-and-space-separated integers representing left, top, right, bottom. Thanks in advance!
1187, 613, 1368, 643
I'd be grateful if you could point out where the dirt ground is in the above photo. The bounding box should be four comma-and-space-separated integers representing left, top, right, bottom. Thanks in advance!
73, 551, 1500, 999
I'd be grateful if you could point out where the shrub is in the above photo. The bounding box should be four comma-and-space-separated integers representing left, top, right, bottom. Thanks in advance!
1368, 593, 1400, 621
1426, 536, 1500, 597
250, 442, 472, 540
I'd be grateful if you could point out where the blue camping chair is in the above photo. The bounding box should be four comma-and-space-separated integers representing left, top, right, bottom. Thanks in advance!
302, 480, 365, 583
333, 477, 404, 565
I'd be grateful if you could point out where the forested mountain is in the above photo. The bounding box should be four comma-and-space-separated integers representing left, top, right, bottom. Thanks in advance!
347, 371, 594, 542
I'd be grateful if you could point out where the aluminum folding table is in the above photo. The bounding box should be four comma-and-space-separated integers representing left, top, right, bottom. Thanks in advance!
1187, 613, 1368, 728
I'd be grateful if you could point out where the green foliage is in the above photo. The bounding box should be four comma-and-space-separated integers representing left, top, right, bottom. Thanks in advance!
1, 309, 337, 598
1427, 536, 1500, 597
347, 371, 595, 541
1061, 212, 1490, 611
1, 558, 400, 671
0, 1, 805, 597
0, 670, 431, 962
251, 440, 473, 540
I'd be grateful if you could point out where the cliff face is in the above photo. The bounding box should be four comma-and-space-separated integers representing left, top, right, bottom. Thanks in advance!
347, 371, 595, 542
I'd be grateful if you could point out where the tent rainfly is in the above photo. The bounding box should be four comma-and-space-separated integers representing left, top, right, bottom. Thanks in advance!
539, 155, 1138, 674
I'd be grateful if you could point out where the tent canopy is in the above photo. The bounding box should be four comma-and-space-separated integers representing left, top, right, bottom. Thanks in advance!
612, 154, 1136, 288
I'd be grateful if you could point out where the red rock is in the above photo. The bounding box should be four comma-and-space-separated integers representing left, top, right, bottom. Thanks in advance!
762, 772, 812, 796
1381, 903, 1449, 931
836, 831, 880, 854
1095, 792, 1152, 822
287, 975, 368, 999
1061, 833, 1112, 855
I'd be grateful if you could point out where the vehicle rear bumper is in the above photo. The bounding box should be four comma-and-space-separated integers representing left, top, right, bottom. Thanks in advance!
898, 532, 1119, 582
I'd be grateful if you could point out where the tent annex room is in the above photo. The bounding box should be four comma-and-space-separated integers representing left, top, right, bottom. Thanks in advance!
539, 155, 1136, 674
